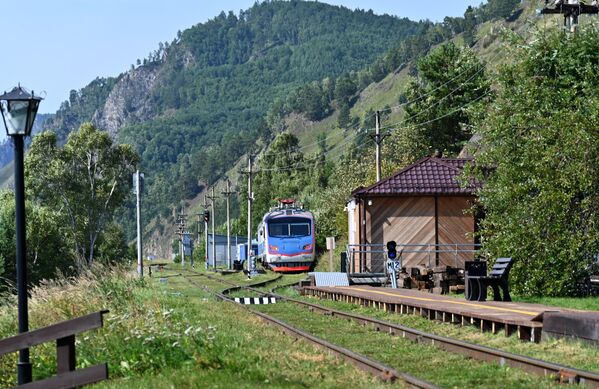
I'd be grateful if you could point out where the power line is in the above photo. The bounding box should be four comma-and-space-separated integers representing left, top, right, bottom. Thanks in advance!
294, 32, 500, 154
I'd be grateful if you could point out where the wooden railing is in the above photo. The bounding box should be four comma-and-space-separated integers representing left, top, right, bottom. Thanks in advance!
0, 310, 109, 389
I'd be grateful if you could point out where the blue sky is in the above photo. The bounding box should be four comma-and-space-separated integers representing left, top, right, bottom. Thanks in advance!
0, 0, 480, 118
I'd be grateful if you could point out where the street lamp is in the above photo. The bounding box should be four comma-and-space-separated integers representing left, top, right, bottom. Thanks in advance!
0, 85, 42, 385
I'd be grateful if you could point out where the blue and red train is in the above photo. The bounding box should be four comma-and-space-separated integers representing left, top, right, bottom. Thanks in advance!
256, 199, 316, 272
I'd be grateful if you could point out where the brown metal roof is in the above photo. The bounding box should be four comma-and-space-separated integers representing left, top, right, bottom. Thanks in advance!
352, 157, 480, 197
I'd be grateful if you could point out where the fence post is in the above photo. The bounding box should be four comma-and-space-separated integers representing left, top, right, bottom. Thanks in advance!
455, 244, 458, 268
427, 244, 431, 268
56, 335, 76, 375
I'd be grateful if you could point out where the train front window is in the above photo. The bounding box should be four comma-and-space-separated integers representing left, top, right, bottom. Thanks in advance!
268, 218, 311, 237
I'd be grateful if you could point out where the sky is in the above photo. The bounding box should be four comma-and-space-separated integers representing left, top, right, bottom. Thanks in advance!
0, 0, 481, 120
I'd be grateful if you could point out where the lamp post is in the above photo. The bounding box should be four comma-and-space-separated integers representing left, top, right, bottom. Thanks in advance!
0, 85, 42, 385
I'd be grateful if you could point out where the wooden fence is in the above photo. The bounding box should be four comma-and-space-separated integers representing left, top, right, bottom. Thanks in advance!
0, 310, 108, 389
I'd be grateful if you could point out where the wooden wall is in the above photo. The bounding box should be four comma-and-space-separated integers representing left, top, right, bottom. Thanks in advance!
438, 197, 475, 267
366, 197, 435, 268
354, 195, 475, 269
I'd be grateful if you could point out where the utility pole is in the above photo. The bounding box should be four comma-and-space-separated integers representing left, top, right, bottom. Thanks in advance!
246, 155, 256, 275
134, 170, 144, 278
370, 111, 388, 182
176, 211, 188, 266
196, 213, 201, 245
375, 110, 381, 182
222, 179, 235, 270
203, 195, 209, 270
206, 187, 218, 270
541, 0, 598, 33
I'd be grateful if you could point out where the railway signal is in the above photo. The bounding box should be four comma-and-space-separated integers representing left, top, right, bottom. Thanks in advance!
203, 209, 210, 223
386, 240, 398, 260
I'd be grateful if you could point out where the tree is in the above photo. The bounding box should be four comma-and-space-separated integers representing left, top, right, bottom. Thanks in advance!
0, 190, 74, 287
96, 223, 129, 266
472, 27, 599, 296
463, 6, 477, 47
25, 123, 139, 268
400, 42, 490, 161
337, 101, 351, 128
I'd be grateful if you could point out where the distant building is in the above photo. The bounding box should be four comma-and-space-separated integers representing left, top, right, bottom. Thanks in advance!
347, 157, 481, 270
207, 234, 249, 267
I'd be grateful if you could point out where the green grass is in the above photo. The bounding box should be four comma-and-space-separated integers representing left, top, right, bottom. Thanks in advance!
255, 301, 559, 388
513, 295, 599, 311
277, 288, 599, 374
0, 267, 390, 388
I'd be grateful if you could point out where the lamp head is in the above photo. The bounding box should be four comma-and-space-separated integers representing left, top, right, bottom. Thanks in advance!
0, 85, 42, 137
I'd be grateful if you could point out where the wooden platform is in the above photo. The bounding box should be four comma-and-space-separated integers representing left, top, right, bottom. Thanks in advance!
301, 285, 577, 342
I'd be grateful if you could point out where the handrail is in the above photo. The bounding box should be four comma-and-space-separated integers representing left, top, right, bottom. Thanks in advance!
0, 311, 107, 356
346, 243, 482, 273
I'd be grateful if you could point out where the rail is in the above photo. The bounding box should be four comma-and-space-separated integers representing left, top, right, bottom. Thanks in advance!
190, 271, 599, 387
0, 311, 109, 389
346, 243, 482, 274
183, 271, 439, 388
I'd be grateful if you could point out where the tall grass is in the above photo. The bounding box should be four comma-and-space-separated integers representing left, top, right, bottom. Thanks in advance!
0, 266, 210, 387
0, 267, 383, 388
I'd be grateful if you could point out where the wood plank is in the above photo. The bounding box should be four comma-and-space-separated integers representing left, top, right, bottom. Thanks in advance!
0, 311, 107, 356
16, 363, 108, 389
306, 286, 548, 328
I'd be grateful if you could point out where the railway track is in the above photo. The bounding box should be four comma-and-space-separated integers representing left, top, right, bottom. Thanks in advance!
181, 271, 439, 388
193, 270, 599, 388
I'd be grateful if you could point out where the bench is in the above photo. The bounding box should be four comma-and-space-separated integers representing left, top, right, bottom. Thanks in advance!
465, 257, 513, 302
0, 311, 108, 388
148, 263, 168, 276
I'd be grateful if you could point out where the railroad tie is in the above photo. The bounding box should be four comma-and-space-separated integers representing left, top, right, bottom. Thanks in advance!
234, 297, 277, 305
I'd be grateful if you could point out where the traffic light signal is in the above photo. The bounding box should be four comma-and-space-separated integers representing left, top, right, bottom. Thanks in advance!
203, 209, 210, 222
386, 240, 397, 260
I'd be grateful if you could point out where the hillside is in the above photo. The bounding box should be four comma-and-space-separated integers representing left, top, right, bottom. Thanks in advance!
45, 4, 426, 183
31, 1, 437, 253
1, 0, 533, 258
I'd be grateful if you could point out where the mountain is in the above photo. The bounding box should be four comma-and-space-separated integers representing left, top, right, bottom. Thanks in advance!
40, 1, 429, 228
4, 0, 527, 257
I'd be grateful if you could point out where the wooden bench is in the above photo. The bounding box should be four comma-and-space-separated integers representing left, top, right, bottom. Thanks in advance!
148, 263, 168, 276
0, 310, 108, 389
466, 257, 513, 302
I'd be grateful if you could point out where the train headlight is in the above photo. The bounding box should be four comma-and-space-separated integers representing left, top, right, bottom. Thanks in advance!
269, 245, 279, 252
303, 244, 312, 251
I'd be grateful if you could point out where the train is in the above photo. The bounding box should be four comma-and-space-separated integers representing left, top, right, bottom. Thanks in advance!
256, 199, 316, 272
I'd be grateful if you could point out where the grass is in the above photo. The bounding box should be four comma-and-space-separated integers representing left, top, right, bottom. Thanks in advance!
275, 287, 599, 374
255, 301, 559, 388
513, 295, 599, 311
0, 267, 391, 388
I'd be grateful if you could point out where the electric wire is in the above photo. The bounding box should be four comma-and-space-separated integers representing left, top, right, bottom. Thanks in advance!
252, 23, 534, 174
293, 29, 499, 153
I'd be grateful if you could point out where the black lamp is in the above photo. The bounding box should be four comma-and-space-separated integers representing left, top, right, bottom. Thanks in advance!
0, 84, 42, 385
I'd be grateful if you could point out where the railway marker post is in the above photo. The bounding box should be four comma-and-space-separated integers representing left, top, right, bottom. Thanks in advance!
326, 237, 336, 272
